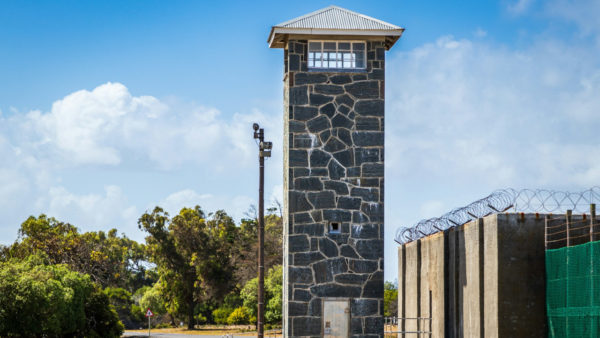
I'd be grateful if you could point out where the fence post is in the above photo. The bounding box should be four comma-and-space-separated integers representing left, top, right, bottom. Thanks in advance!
591, 204, 596, 243
429, 290, 432, 338
566, 210, 572, 247
545, 215, 549, 250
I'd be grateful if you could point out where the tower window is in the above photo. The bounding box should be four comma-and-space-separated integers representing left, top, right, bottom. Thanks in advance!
308, 41, 366, 70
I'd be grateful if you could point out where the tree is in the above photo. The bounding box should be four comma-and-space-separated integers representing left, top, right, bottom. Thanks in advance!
240, 265, 282, 325
0, 255, 123, 337
138, 206, 237, 329
232, 210, 282, 285
384, 281, 398, 317
5, 215, 150, 291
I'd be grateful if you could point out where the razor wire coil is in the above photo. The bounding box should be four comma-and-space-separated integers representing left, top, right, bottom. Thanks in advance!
394, 187, 600, 244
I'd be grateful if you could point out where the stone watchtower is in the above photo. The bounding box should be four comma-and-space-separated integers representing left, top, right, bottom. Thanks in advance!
268, 6, 403, 337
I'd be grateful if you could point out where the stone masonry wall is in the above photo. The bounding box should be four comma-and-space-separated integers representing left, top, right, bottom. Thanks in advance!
283, 39, 386, 338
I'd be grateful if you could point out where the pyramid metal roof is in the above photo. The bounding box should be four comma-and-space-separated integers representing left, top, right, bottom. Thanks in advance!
268, 6, 404, 49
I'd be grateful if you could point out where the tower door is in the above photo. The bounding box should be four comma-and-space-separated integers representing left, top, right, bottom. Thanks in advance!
323, 299, 350, 338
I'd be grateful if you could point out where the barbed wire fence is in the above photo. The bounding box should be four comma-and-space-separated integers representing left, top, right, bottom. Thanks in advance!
394, 187, 600, 245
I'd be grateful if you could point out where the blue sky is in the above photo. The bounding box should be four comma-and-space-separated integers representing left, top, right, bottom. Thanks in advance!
1, 0, 599, 281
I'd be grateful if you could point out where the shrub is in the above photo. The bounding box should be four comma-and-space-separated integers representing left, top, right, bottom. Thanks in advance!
212, 307, 233, 325
227, 306, 253, 325
0, 255, 123, 337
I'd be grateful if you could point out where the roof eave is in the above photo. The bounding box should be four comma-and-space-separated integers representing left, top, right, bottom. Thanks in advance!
268, 27, 405, 49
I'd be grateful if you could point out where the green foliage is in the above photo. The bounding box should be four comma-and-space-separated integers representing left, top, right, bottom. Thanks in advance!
227, 306, 254, 325
138, 206, 238, 328
6, 215, 151, 292
265, 265, 283, 324
139, 282, 167, 316
212, 307, 233, 325
240, 265, 282, 324
384, 281, 398, 317
0, 255, 123, 337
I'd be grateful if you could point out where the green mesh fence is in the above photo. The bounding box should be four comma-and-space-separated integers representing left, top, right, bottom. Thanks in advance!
546, 241, 600, 337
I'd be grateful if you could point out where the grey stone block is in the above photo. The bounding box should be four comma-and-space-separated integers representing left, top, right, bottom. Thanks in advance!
289, 191, 312, 212
307, 191, 336, 209
293, 289, 312, 302
307, 115, 331, 133
331, 114, 354, 129
328, 158, 346, 180
308, 298, 322, 316
330, 74, 352, 84
294, 106, 318, 120
351, 224, 379, 239
353, 74, 367, 81
309, 149, 331, 168
335, 273, 368, 285
361, 203, 383, 222
355, 239, 383, 259
319, 237, 339, 257
294, 251, 325, 265
324, 137, 347, 153
352, 132, 384, 147
333, 149, 354, 168
289, 120, 307, 132
345, 81, 380, 99
356, 117, 379, 130
294, 224, 324, 236
354, 100, 384, 117
337, 104, 351, 115
295, 72, 328, 85
289, 235, 310, 255
362, 163, 384, 177
340, 244, 360, 258
288, 301, 308, 316
293, 212, 313, 224
315, 84, 344, 95
324, 181, 349, 195
319, 129, 331, 143
289, 266, 313, 284
320, 102, 336, 118
351, 318, 364, 334
337, 128, 352, 146
351, 187, 379, 202
355, 148, 380, 165
335, 94, 354, 108
292, 317, 321, 336
349, 259, 379, 273
294, 177, 323, 191
310, 93, 333, 106
338, 196, 362, 210
364, 316, 384, 334
290, 86, 308, 105
323, 209, 352, 222
352, 299, 379, 316
289, 150, 308, 167
352, 211, 370, 223
310, 283, 362, 298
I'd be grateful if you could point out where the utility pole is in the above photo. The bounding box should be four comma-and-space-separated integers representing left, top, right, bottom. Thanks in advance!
253, 123, 271, 338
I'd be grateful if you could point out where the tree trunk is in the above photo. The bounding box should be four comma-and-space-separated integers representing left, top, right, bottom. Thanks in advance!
187, 276, 195, 330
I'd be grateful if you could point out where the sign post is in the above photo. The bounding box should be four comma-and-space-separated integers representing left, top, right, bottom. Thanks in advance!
145, 308, 154, 337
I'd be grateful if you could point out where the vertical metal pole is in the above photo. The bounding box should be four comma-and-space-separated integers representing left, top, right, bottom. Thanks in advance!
148, 316, 151, 337
566, 210, 572, 247
591, 204, 596, 242
545, 215, 548, 250
258, 128, 265, 338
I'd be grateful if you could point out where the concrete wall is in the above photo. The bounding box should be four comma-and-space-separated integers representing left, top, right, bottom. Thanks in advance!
397, 213, 549, 337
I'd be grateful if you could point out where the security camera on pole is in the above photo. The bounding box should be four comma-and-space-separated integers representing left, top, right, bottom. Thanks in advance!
253, 123, 271, 338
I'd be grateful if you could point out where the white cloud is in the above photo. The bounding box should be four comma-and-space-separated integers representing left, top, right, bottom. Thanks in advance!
507, 0, 535, 15
386, 35, 600, 194
157, 189, 254, 222
546, 0, 600, 37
